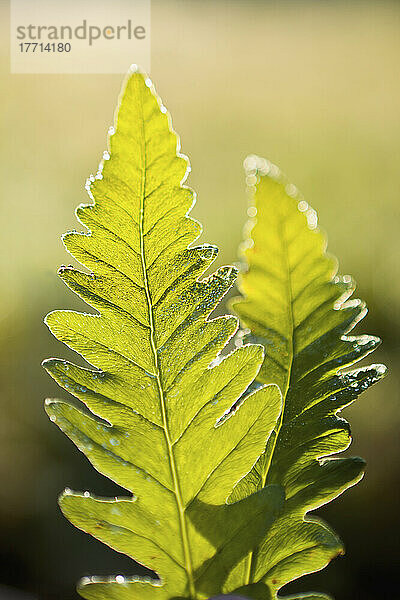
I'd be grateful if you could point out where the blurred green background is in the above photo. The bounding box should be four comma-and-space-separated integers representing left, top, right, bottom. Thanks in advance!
0, 0, 399, 598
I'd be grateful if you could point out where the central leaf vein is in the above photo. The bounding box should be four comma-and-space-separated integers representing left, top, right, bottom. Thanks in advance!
138, 97, 196, 599
246, 206, 295, 584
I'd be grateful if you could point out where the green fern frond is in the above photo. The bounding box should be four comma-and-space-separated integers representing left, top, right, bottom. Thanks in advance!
228, 155, 386, 599
43, 74, 284, 600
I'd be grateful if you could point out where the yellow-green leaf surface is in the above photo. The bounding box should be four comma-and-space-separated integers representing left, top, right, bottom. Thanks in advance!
43, 74, 284, 600
229, 156, 386, 599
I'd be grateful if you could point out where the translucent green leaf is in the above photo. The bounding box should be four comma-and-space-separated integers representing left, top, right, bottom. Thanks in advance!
229, 155, 386, 598
43, 75, 283, 600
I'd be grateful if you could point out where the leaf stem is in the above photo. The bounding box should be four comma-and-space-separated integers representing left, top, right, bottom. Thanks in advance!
245, 206, 294, 585
138, 106, 196, 598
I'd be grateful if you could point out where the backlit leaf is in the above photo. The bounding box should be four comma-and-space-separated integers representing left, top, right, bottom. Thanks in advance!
228, 155, 386, 599
43, 74, 283, 600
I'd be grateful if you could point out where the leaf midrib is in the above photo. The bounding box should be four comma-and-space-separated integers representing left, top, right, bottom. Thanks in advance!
246, 203, 295, 584
137, 96, 196, 599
